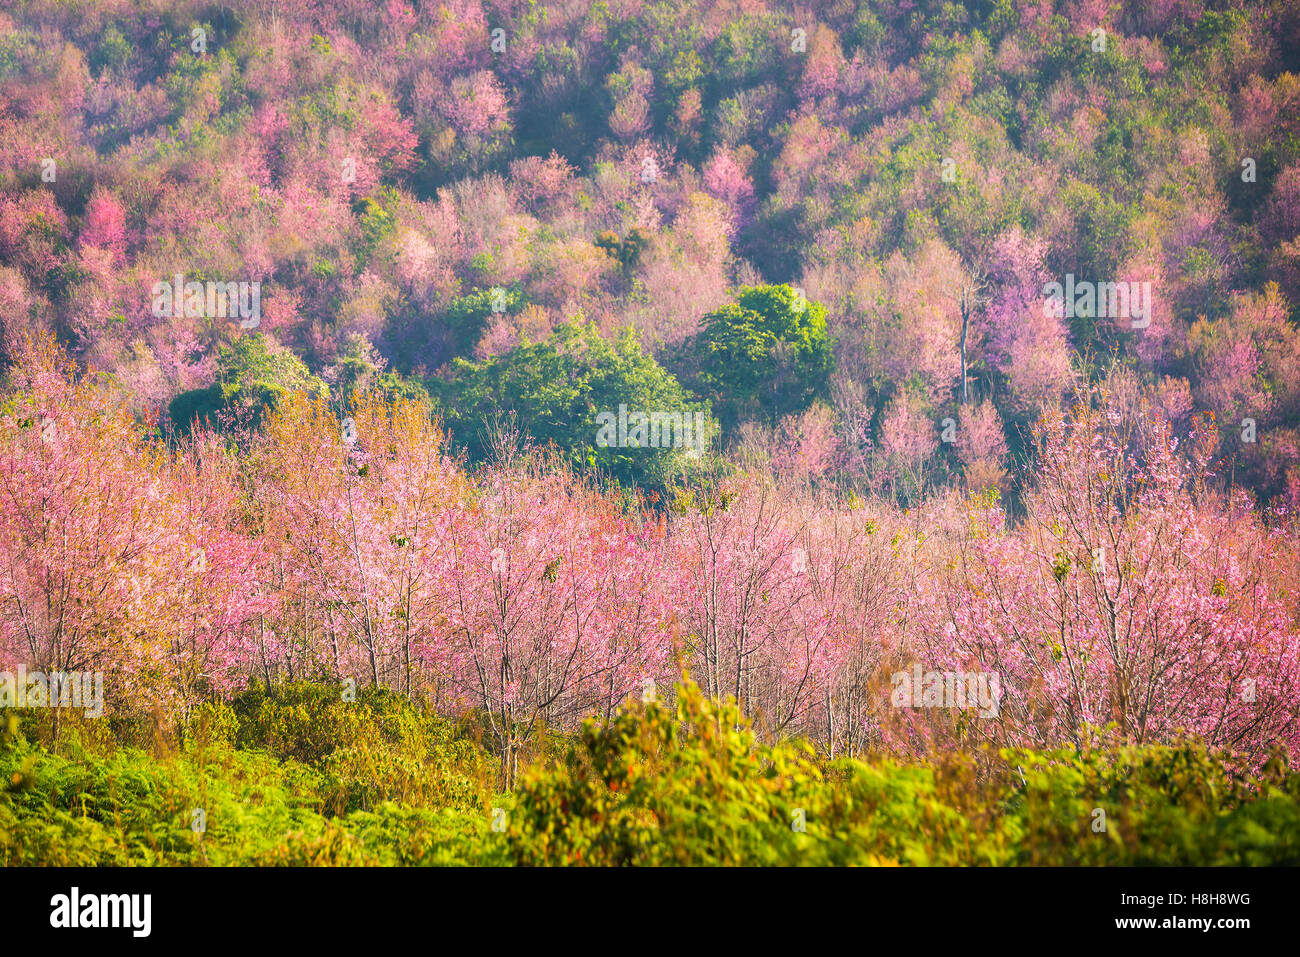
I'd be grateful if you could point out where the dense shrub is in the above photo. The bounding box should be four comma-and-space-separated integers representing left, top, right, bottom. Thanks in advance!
689, 284, 834, 430
219, 683, 492, 813
504, 681, 1300, 866
434, 320, 712, 491
5, 681, 1298, 866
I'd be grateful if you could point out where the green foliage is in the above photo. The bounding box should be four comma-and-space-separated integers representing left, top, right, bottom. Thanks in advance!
219, 682, 491, 814
353, 186, 401, 267
506, 681, 840, 865
435, 321, 712, 493
1005, 744, 1300, 866
691, 284, 834, 431
90, 27, 133, 76
502, 679, 1300, 866
3, 681, 1298, 866
328, 336, 431, 410
593, 226, 652, 270
169, 335, 328, 433
0, 685, 493, 866
438, 285, 527, 359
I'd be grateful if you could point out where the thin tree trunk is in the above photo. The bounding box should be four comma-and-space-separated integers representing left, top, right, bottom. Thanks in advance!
960, 287, 970, 406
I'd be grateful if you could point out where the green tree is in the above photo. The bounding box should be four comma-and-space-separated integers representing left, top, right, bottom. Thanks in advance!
442, 285, 526, 359
168, 335, 327, 433
690, 284, 833, 430
435, 321, 710, 493
327, 335, 430, 411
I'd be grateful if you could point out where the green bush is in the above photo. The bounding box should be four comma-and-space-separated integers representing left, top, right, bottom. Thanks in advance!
503, 679, 1300, 866
168, 335, 328, 434
435, 320, 711, 493
0, 685, 494, 865
690, 284, 834, 431
4, 681, 1299, 866
224, 682, 492, 813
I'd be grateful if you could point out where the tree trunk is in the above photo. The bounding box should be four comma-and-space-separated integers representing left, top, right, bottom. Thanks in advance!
959, 287, 970, 406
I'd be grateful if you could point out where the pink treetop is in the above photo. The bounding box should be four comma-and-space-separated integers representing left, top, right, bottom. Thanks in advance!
879, 391, 939, 475
0, 338, 266, 712
981, 227, 1075, 414
441, 70, 511, 138
436, 450, 676, 785
702, 148, 756, 233
78, 190, 128, 261
956, 400, 1007, 469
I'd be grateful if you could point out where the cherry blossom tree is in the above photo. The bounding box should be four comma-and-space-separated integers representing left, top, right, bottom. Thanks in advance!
438, 449, 675, 787
915, 402, 1300, 764
0, 338, 265, 720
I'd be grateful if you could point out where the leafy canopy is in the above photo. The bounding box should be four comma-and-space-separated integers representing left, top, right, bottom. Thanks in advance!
169, 335, 328, 433
691, 284, 833, 429
435, 321, 710, 492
